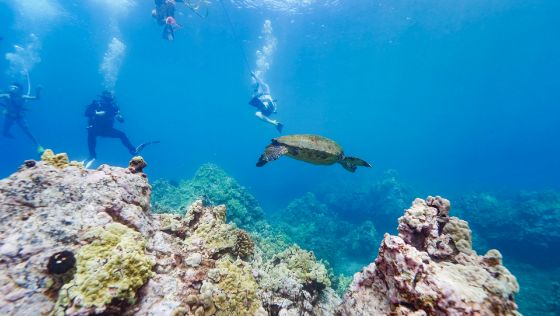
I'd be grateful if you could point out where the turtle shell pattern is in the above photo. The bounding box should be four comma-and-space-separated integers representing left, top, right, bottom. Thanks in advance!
273, 134, 343, 165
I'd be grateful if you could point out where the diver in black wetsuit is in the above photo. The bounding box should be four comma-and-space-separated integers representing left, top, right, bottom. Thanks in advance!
0, 83, 44, 153
85, 91, 145, 165
152, 0, 182, 40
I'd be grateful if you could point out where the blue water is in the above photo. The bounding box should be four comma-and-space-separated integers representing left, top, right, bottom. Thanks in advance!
2, 1, 560, 314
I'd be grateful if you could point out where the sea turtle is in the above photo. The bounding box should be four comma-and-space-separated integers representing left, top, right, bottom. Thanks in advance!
256, 134, 371, 172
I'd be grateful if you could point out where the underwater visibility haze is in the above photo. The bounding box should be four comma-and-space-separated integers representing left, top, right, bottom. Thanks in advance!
1, 0, 560, 315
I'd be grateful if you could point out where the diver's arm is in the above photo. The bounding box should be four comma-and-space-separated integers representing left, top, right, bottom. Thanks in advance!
251, 72, 271, 94
23, 86, 42, 100
85, 102, 98, 117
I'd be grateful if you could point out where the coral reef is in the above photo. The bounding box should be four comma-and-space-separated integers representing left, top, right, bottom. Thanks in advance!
254, 245, 341, 315
506, 261, 560, 316
137, 200, 268, 316
337, 196, 520, 315
270, 193, 378, 275
151, 163, 265, 229
455, 191, 560, 266
0, 157, 340, 315
319, 169, 415, 233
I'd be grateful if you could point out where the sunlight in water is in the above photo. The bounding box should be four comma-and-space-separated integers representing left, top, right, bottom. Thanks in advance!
232, 0, 339, 12
4, 0, 65, 28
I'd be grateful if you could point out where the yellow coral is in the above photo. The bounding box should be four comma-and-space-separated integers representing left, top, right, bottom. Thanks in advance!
41, 149, 82, 168
212, 258, 261, 315
54, 223, 154, 314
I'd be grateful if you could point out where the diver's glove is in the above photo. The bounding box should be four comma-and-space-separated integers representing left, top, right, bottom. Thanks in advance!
116, 114, 125, 123
95, 110, 106, 116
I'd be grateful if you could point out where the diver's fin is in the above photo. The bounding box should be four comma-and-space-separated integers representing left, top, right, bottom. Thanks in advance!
163, 25, 174, 41
256, 144, 288, 167
339, 156, 372, 173
85, 158, 96, 169
135, 141, 161, 155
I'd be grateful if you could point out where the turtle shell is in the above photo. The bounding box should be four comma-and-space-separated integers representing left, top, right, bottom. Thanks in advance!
273, 134, 343, 165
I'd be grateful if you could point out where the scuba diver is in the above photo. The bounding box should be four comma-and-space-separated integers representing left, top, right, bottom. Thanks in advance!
85, 90, 158, 167
0, 83, 44, 153
249, 72, 283, 133
152, 0, 182, 41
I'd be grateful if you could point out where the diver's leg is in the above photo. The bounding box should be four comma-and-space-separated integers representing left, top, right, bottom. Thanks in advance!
107, 128, 136, 155
2, 117, 15, 138
256, 111, 279, 126
87, 129, 98, 159
162, 24, 174, 41
16, 118, 38, 146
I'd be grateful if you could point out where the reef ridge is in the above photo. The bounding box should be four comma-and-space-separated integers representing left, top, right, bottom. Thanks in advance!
0, 153, 521, 315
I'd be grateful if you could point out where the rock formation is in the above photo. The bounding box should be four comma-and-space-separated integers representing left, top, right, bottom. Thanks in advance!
0, 153, 521, 316
337, 196, 521, 315
0, 153, 338, 315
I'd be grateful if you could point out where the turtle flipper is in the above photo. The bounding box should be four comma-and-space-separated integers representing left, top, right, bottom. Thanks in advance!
339, 156, 372, 173
256, 144, 289, 167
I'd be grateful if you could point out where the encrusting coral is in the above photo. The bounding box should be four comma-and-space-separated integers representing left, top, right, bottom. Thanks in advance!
253, 245, 341, 315
40, 149, 83, 168
53, 223, 154, 315
201, 258, 263, 316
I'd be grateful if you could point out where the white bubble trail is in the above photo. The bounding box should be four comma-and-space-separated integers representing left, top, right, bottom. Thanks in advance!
254, 19, 277, 82
100, 37, 127, 91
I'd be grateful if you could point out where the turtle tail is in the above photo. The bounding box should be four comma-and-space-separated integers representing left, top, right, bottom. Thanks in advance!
339, 156, 372, 173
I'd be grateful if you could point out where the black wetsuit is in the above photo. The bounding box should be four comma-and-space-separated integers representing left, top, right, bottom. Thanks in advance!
85, 98, 135, 159
1, 93, 38, 145
154, 0, 177, 40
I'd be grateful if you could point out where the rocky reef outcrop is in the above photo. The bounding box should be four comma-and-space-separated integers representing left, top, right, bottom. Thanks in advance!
0, 153, 339, 315
0, 153, 522, 316
337, 196, 520, 315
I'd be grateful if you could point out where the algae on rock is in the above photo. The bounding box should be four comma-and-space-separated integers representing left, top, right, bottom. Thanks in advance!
54, 223, 154, 314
